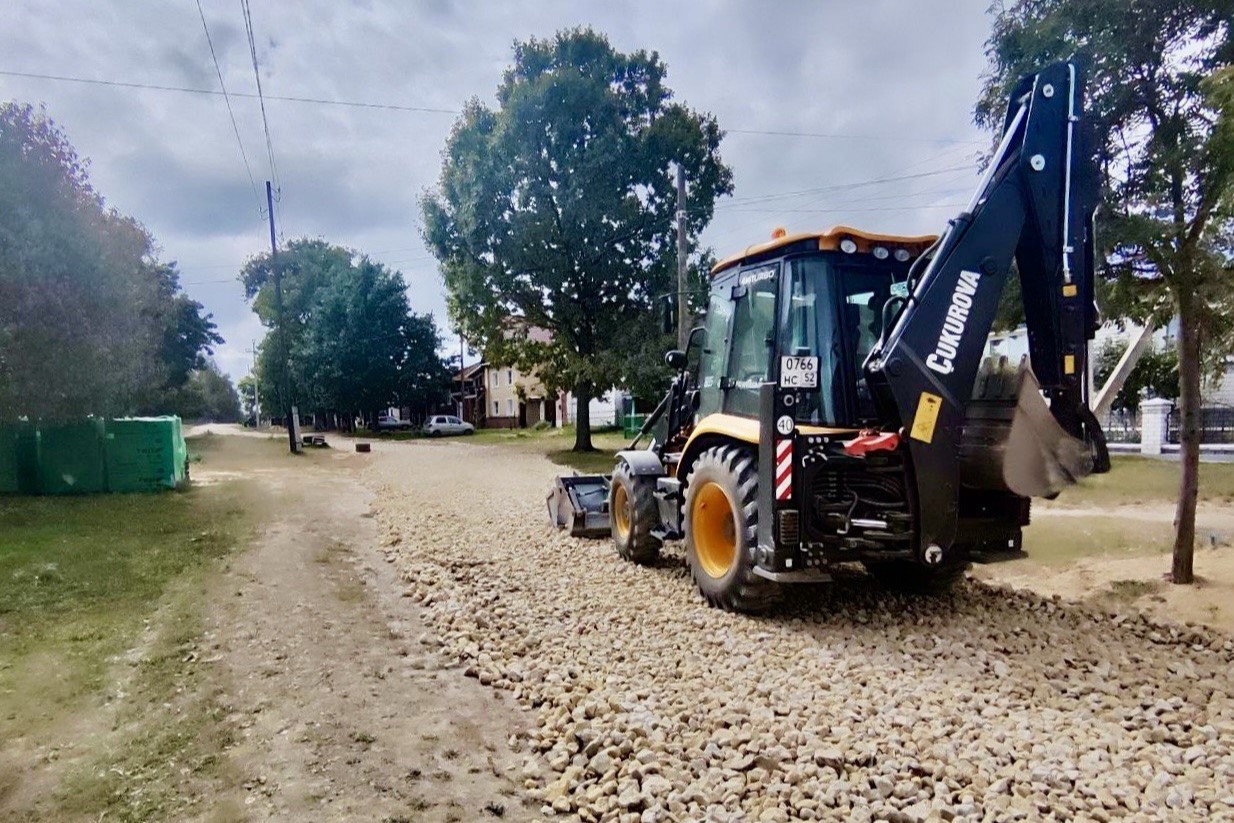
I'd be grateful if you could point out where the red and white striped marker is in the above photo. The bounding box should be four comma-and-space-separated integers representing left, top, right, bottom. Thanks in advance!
775, 438, 793, 501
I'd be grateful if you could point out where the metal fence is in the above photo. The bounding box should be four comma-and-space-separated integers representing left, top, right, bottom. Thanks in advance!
1167, 406, 1234, 444
1100, 408, 1141, 443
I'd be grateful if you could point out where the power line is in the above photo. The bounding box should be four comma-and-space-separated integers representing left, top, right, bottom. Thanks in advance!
727, 127, 982, 145
0, 69, 460, 114
715, 165, 974, 209
239, 0, 279, 196
195, 0, 263, 218
720, 201, 967, 215
0, 69, 983, 145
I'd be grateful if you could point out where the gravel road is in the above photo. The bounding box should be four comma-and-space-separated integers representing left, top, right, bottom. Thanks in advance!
365, 439, 1234, 823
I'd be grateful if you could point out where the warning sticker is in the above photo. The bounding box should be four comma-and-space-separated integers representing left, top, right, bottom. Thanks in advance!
909, 392, 943, 443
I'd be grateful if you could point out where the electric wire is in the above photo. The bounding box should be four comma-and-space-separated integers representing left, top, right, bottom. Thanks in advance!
239, 0, 279, 197
0, 69, 981, 145
194, 0, 264, 218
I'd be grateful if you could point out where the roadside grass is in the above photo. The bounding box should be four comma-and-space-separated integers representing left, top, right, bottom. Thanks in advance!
1044, 454, 1234, 508
466, 425, 628, 474
0, 433, 259, 821
1021, 515, 1180, 566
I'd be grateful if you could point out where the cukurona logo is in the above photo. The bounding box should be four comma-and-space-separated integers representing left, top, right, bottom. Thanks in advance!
925, 270, 981, 376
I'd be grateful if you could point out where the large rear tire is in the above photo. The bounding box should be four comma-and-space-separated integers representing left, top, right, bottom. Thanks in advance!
863, 557, 968, 595
610, 461, 661, 565
683, 446, 777, 613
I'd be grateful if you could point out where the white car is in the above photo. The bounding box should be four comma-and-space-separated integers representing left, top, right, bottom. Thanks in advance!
422, 415, 475, 437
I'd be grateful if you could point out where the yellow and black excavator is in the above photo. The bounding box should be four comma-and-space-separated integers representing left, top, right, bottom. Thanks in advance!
548, 59, 1110, 611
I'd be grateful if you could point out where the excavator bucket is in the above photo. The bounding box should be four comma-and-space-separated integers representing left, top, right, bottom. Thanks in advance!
961, 357, 1095, 498
546, 474, 611, 538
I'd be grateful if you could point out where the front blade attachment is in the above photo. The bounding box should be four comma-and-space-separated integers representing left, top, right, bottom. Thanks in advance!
546, 474, 612, 538
961, 356, 1095, 498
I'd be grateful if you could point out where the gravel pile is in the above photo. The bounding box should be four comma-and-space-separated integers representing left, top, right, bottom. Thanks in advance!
366, 441, 1234, 822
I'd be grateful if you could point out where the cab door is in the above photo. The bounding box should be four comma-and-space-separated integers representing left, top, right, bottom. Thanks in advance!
722, 264, 779, 417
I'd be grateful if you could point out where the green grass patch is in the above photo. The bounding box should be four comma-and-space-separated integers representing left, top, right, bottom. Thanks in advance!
0, 438, 257, 820
1022, 514, 1177, 565
1046, 454, 1234, 508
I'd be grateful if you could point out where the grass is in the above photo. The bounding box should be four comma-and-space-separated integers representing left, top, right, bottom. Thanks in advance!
466, 424, 629, 474
1047, 454, 1234, 508
0, 434, 258, 821
1021, 515, 1179, 565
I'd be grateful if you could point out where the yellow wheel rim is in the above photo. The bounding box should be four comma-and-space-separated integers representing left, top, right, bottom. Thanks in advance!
613, 482, 631, 539
692, 481, 737, 578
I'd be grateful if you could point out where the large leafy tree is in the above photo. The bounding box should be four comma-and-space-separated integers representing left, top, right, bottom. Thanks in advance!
422, 28, 733, 450
979, 1, 1234, 584
0, 102, 220, 419
243, 240, 450, 426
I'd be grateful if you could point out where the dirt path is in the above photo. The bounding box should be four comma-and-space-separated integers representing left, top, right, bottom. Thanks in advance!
200, 443, 533, 821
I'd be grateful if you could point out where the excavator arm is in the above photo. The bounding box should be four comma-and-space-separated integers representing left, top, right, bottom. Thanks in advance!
866, 59, 1109, 556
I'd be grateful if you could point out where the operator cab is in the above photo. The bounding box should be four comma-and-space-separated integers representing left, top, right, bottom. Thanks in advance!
701, 226, 936, 429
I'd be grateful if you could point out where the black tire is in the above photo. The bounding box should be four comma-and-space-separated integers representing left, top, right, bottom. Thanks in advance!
863, 557, 968, 595
610, 461, 662, 564
430, 429, 443, 438
464, 428, 475, 435
683, 446, 778, 613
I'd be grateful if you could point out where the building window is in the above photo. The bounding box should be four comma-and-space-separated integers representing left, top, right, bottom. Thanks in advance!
507, 398, 514, 416
491, 371, 498, 388
493, 400, 499, 415
507, 369, 513, 384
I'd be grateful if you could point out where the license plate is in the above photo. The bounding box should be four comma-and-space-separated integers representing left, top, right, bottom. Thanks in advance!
780, 356, 819, 388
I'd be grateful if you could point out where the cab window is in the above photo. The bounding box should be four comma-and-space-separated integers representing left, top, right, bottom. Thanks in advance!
723, 266, 778, 417
697, 282, 733, 417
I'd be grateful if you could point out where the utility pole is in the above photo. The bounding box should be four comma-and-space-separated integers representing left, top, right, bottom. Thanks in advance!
249, 339, 261, 424
675, 163, 689, 352
267, 180, 298, 453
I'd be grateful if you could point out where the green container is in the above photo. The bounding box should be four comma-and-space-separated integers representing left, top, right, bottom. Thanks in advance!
0, 421, 40, 494
37, 418, 107, 494
623, 413, 647, 438
104, 416, 188, 492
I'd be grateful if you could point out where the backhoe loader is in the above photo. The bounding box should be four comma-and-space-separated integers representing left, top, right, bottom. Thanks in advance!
547, 59, 1110, 611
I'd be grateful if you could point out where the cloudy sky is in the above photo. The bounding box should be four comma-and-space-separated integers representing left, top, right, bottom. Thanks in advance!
2, 0, 995, 380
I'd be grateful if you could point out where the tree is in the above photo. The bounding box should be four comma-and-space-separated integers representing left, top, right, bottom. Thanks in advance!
979, 1, 1234, 584
1094, 338, 1181, 409
242, 240, 451, 427
422, 27, 733, 450
0, 102, 221, 420
172, 361, 241, 422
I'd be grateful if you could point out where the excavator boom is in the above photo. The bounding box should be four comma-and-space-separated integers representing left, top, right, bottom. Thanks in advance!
866, 59, 1109, 554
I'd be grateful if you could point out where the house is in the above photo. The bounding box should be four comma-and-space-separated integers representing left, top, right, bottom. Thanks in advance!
486, 363, 555, 428
452, 362, 488, 426
452, 360, 557, 429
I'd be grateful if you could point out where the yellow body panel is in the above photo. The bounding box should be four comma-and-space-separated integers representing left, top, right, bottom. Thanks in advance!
678, 413, 857, 476
711, 225, 938, 276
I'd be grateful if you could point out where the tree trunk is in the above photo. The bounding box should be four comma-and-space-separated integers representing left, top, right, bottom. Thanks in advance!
1171, 289, 1201, 584
573, 382, 594, 452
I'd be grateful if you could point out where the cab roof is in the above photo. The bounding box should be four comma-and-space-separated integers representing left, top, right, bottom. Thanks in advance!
711, 225, 939, 276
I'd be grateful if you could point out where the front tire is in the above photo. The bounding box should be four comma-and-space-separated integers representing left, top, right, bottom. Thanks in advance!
610, 461, 661, 564
683, 446, 777, 612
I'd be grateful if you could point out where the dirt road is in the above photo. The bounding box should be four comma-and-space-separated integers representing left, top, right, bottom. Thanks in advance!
198, 441, 532, 822
366, 437, 1234, 822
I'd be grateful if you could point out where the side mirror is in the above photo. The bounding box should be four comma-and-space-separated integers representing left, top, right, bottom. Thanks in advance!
664, 349, 687, 370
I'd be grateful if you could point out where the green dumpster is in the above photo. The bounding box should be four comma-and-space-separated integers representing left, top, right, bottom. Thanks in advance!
105, 416, 188, 492
623, 413, 646, 439
37, 418, 107, 494
0, 421, 40, 494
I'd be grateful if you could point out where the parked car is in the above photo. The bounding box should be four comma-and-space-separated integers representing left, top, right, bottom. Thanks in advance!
423, 415, 475, 437
376, 414, 413, 431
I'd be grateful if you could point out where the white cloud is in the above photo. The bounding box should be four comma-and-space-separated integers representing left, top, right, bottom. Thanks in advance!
2, 0, 993, 380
